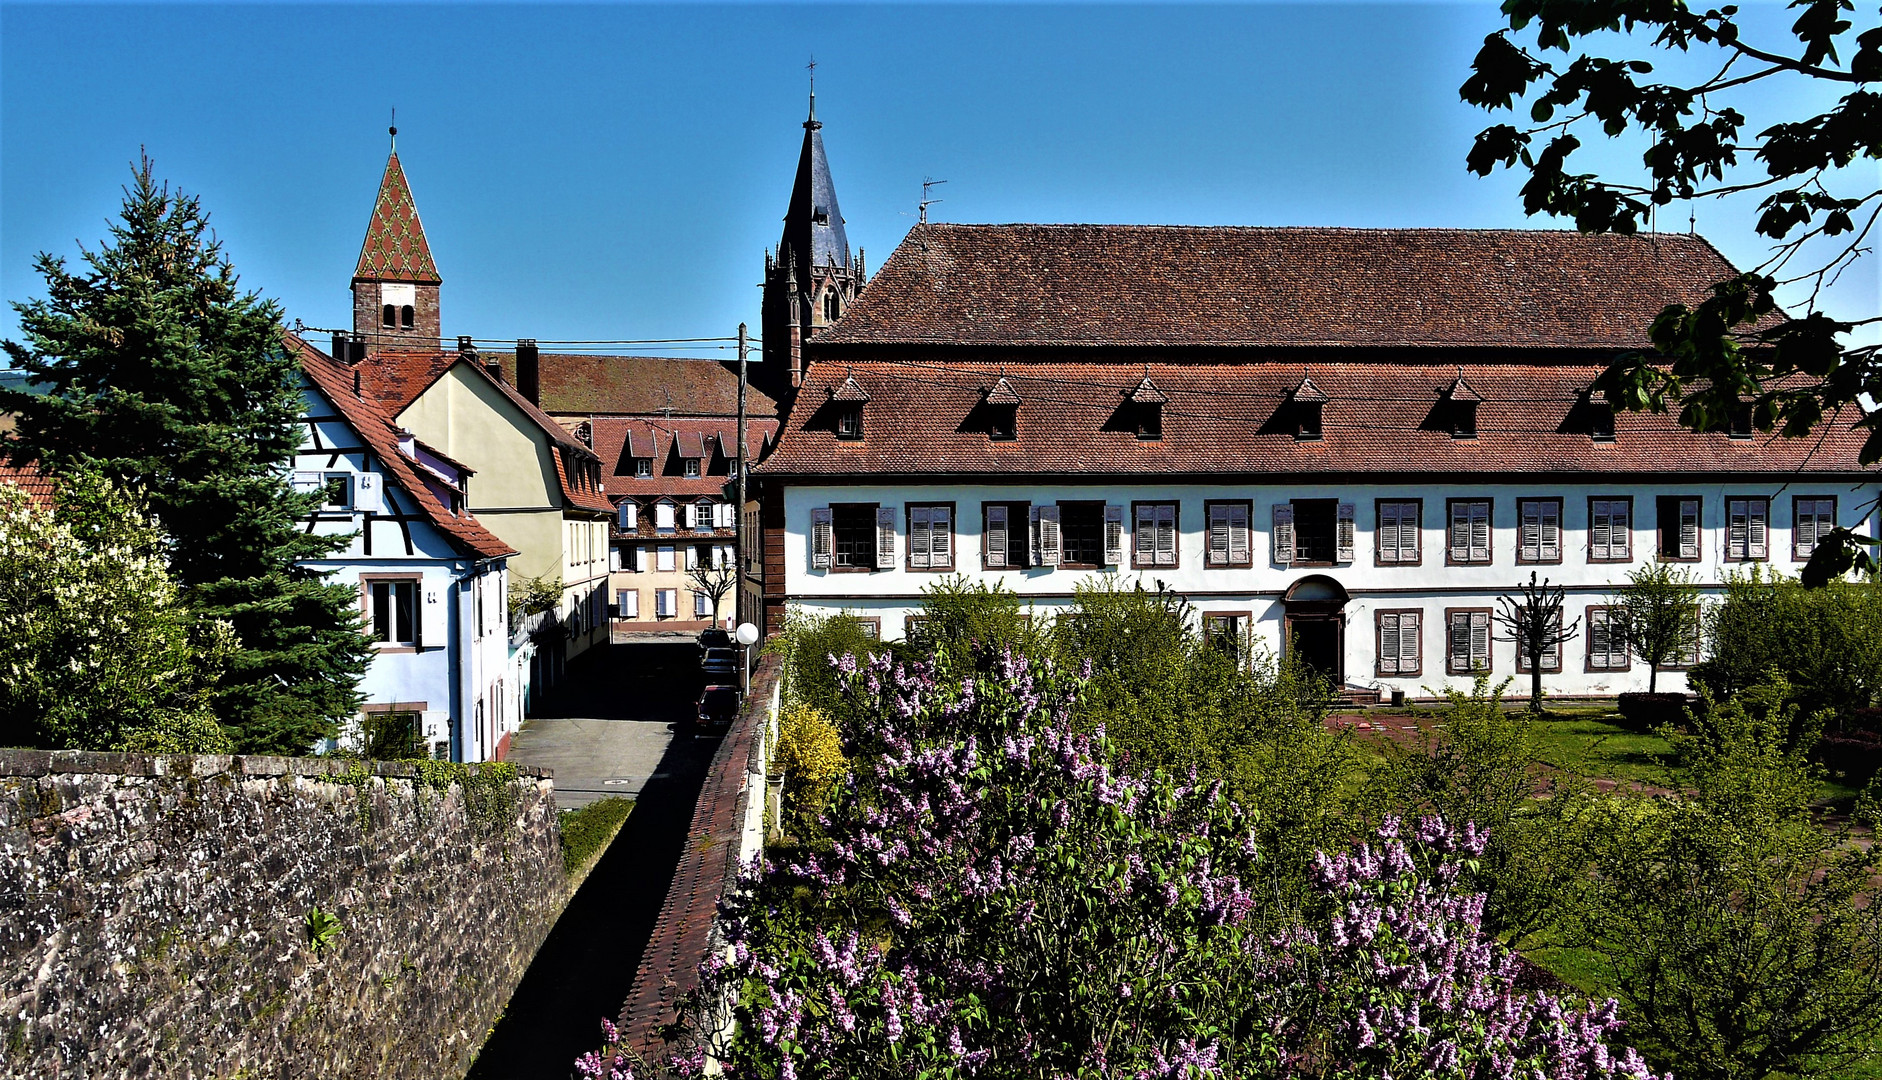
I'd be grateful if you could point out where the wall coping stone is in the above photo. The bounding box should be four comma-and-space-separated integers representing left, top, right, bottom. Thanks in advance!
0, 747, 552, 781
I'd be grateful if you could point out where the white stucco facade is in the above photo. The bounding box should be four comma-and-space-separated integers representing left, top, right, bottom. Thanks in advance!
773, 478, 1881, 698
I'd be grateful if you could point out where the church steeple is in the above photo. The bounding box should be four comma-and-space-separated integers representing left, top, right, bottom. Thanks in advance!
351, 137, 443, 353
760, 78, 864, 398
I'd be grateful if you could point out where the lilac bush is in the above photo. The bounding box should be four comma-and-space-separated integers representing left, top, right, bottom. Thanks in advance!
617, 650, 1661, 1079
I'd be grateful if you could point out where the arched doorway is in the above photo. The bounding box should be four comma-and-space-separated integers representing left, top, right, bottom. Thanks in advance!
1282, 575, 1349, 684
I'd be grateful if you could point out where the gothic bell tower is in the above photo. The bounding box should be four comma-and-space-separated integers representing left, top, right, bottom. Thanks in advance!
759, 83, 863, 399
351, 128, 443, 354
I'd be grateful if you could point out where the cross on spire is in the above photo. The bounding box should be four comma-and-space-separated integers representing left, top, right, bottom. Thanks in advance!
807, 56, 817, 119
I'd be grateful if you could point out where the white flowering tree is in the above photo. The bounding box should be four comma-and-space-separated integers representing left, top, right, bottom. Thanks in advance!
0, 469, 233, 752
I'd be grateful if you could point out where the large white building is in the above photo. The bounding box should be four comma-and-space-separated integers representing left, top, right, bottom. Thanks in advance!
291, 334, 519, 760
754, 225, 1879, 699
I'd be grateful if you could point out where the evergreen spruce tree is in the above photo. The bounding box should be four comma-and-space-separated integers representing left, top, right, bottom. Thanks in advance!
1, 156, 370, 753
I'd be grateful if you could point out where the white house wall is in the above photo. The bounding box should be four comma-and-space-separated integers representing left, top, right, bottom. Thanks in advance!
777, 479, 1882, 698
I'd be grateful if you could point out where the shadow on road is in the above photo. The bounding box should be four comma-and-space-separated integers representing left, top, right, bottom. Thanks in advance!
468, 642, 716, 1080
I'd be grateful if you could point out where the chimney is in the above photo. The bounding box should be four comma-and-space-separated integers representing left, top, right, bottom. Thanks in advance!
516, 339, 540, 406
331, 331, 366, 365
485, 356, 504, 383
457, 335, 478, 361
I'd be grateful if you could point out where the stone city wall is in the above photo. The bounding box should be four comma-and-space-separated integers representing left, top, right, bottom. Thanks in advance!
0, 750, 567, 1080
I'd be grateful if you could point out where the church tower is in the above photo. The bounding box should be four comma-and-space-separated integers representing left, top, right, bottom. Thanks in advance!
759, 86, 863, 399
351, 133, 442, 354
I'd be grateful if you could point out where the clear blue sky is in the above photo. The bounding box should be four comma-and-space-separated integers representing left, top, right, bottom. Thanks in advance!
3, 3, 1873, 358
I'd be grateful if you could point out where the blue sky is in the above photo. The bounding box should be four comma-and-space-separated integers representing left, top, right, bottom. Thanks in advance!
2, 3, 1873, 358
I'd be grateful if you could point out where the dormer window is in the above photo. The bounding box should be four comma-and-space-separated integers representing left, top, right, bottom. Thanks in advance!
831, 372, 870, 440
1587, 389, 1616, 442
985, 376, 1022, 442
1444, 374, 1483, 440
1291, 375, 1329, 442
1127, 374, 1168, 442
634, 457, 653, 478
812, 209, 830, 226
382, 304, 397, 327
684, 457, 701, 478
694, 499, 715, 533
1730, 401, 1754, 439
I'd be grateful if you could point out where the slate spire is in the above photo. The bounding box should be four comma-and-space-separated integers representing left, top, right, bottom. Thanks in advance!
354, 152, 441, 285
779, 90, 851, 280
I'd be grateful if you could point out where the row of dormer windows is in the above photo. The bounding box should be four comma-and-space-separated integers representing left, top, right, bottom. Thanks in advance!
807, 494, 1846, 572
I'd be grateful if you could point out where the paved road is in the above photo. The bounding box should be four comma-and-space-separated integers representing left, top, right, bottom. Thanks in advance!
469, 641, 721, 1080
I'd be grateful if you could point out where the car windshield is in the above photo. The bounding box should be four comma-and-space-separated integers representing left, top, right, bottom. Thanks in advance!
702, 687, 739, 710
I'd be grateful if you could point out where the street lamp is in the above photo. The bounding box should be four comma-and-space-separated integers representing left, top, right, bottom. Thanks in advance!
735, 621, 759, 695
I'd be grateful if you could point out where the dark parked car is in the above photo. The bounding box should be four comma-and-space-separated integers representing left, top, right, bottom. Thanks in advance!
697, 627, 732, 650
696, 685, 740, 730
701, 647, 738, 679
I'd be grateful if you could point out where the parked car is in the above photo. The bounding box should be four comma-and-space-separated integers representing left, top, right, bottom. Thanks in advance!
697, 627, 732, 650
701, 647, 738, 679
696, 685, 741, 730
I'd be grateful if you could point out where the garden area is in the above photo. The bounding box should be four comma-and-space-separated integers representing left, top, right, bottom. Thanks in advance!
595, 574, 1882, 1080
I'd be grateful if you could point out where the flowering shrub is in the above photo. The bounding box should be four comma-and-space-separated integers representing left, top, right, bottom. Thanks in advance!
606, 650, 1660, 1079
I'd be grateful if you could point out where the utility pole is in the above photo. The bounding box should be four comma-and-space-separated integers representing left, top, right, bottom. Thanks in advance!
735, 322, 749, 630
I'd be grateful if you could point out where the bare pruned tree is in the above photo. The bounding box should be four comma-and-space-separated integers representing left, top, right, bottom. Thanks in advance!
688, 562, 737, 625
1495, 571, 1582, 713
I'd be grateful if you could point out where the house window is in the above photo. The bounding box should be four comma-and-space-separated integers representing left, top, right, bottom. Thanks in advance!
655, 588, 678, 618
1446, 609, 1491, 674
634, 457, 653, 478
989, 405, 1017, 441
836, 405, 864, 439
654, 501, 677, 533
618, 589, 639, 619
400, 305, 415, 328
694, 591, 712, 618
1656, 496, 1701, 561
1586, 607, 1629, 671
322, 473, 354, 511
1203, 613, 1249, 660
1296, 401, 1323, 441
1136, 402, 1162, 441
1058, 502, 1106, 568
656, 546, 676, 572
381, 304, 397, 327
1133, 502, 1178, 568
831, 503, 878, 570
1376, 500, 1421, 565
1517, 499, 1562, 564
1513, 608, 1564, 673
1376, 610, 1422, 676
1589, 498, 1632, 562
1452, 400, 1478, 439
684, 458, 701, 478
1447, 500, 1492, 565
1727, 498, 1769, 561
1729, 402, 1754, 439
1794, 497, 1836, 560
1204, 501, 1253, 568
982, 502, 1030, 569
908, 504, 955, 571
1591, 402, 1615, 442
1290, 499, 1341, 565
852, 617, 881, 640
694, 499, 714, 533
366, 579, 418, 647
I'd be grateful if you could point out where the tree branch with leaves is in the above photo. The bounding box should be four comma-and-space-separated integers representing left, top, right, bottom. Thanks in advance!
1614, 562, 1704, 693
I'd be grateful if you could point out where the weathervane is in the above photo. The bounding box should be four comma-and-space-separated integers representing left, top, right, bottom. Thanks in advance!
389, 108, 397, 151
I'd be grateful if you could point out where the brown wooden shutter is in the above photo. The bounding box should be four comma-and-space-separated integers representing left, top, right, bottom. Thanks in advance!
930, 506, 952, 568
1589, 608, 1610, 668
1103, 505, 1125, 566
1209, 505, 1231, 566
909, 507, 932, 569
1336, 502, 1356, 563
1401, 612, 1420, 673
1747, 499, 1767, 560
1037, 505, 1061, 566
1540, 502, 1560, 561
1155, 504, 1176, 566
1521, 502, 1542, 561
1611, 500, 1631, 559
1591, 501, 1611, 559
1228, 504, 1250, 564
1269, 504, 1292, 566
1378, 505, 1399, 563
876, 506, 897, 569
1450, 503, 1471, 562
985, 505, 1008, 569
1449, 612, 1471, 671
810, 508, 833, 569
1471, 611, 1490, 670
1470, 503, 1491, 563
1135, 504, 1156, 565
1679, 498, 1700, 559
1379, 613, 1401, 674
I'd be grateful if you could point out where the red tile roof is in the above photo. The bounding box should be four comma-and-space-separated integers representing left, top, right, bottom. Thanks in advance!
486, 352, 780, 418
818, 225, 1763, 350
356, 348, 614, 514
589, 417, 777, 500
0, 460, 55, 508
288, 335, 514, 560
354, 153, 441, 284
756, 359, 1875, 478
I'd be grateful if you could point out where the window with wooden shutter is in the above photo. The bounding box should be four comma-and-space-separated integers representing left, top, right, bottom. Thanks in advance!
1037, 505, 1062, 567
1448, 500, 1492, 565
1656, 495, 1702, 560
1268, 504, 1291, 566
1134, 503, 1178, 568
909, 506, 932, 569
908, 504, 954, 570
1518, 499, 1562, 563
1377, 610, 1421, 676
618, 589, 638, 619
876, 506, 897, 569
1447, 609, 1492, 674
684, 545, 698, 570
1376, 501, 1420, 565
1209, 505, 1230, 565
1204, 501, 1252, 567
1103, 505, 1125, 566
1335, 503, 1356, 563
984, 504, 1010, 569
810, 508, 834, 569
1589, 498, 1632, 562
618, 501, 638, 531
1586, 606, 1629, 671
1793, 497, 1836, 560
655, 501, 677, 532
1728, 498, 1769, 561
695, 499, 715, 533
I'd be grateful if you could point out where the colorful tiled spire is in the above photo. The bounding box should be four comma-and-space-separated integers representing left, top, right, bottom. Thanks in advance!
353, 153, 440, 284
